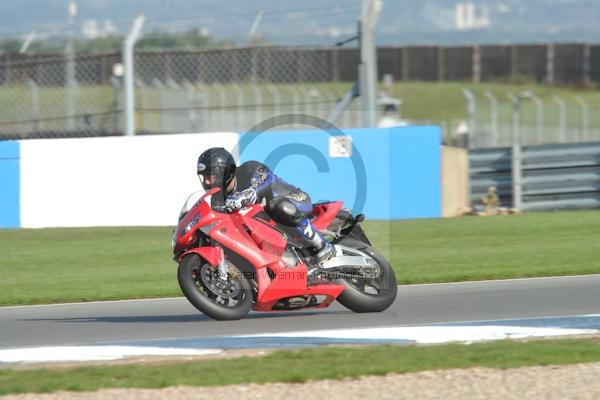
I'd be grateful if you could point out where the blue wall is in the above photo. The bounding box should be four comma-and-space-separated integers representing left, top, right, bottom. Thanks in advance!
239, 126, 441, 219
388, 126, 441, 219
0, 141, 20, 228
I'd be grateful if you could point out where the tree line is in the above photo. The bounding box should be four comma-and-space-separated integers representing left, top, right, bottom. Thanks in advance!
0, 28, 235, 54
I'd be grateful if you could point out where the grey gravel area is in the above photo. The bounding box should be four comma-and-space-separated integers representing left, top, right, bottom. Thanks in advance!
3, 362, 600, 400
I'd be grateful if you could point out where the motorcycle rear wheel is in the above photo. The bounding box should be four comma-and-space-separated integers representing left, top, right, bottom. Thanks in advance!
333, 238, 398, 313
178, 254, 253, 321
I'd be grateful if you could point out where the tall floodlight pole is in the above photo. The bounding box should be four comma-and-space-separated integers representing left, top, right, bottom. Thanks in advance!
65, 0, 77, 131
123, 15, 145, 136
360, 0, 383, 127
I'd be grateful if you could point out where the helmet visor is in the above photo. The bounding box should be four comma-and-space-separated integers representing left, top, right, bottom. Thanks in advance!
198, 159, 227, 189
198, 173, 219, 189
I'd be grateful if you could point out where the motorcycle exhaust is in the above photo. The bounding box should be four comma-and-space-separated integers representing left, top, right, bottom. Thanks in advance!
273, 295, 317, 310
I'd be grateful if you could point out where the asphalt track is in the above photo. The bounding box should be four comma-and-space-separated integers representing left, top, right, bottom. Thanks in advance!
1, 275, 599, 350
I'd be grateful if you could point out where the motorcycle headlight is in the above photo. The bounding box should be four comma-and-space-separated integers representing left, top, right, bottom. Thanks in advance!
199, 222, 218, 235
184, 214, 201, 233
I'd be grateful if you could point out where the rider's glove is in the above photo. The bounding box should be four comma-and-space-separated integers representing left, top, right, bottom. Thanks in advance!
225, 189, 257, 211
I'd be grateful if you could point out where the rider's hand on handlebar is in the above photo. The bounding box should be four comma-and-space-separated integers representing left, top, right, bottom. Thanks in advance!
225, 189, 257, 211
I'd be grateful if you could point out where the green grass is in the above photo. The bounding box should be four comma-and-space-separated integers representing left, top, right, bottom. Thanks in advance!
3, 81, 600, 140
136, 80, 600, 127
0, 227, 177, 305
1, 211, 599, 305
1, 338, 600, 395
369, 211, 600, 284
0, 85, 115, 132
391, 81, 600, 124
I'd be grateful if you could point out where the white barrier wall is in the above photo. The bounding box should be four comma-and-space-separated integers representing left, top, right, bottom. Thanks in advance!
20, 133, 238, 228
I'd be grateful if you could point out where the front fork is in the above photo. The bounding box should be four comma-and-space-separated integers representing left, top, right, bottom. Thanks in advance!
216, 247, 229, 281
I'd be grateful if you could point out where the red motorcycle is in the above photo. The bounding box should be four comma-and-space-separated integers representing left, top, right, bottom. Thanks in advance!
172, 188, 397, 320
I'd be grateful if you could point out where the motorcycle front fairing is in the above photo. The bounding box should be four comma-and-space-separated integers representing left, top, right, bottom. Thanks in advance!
173, 189, 219, 259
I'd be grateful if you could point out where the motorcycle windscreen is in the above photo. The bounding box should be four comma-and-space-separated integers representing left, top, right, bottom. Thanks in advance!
177, 191, 205, 221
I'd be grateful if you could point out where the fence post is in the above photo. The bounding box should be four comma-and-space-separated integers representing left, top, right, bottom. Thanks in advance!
28, 80, 41, 134
122, 15, 145, 136
250, 48, 258, 84
360, 0, 382, 127
437, 46, 445, 81
362, 3, 378, 113
136, 78, 147, 133
331, 47, 340, 82
65, 0, 77, 132
461, 88, 476, 148
200, 83, 210, 132
217, 85, 227, 132
234, 84, 246, 132
472, 45, 481, 83
110, 73, 122, 133
519, 91, 543, 145
328, 82, 361, 127
508, 93, 523, 211
546, 44, 555, 85
401, 47, 409, 82
186, 82, 197, 132
484, 91, 498, 146
553, 96, 567, 143
252, 85, 263, 127
530, 94, 544, 144
289, 85, 301, 125
151, 78, 166, 132
303, 88, 315, 117
575, 96, 590, 142
510, 45, 518, 81
583, 43, 591, 86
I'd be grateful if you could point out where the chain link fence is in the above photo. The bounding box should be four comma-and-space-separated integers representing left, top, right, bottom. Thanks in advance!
134, 47, 360, 134
456, 89, 600, 149
0, 47, 361, 140
0, 53, 122, 139
3, 44, 600, 143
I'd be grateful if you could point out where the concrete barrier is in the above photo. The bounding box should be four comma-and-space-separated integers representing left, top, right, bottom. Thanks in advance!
441, 146, 470, 217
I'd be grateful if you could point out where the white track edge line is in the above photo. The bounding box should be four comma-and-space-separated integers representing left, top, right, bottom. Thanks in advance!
400, 273, 600, 287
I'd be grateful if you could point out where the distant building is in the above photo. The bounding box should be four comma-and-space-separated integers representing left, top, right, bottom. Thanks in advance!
455, 2, 490, 31
82, 19, 118, 39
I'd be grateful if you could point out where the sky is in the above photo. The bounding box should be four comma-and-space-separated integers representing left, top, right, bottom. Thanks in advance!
1, 0, 598, 46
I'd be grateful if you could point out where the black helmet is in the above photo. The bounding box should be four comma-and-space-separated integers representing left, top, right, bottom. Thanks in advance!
197, 147, 236, 190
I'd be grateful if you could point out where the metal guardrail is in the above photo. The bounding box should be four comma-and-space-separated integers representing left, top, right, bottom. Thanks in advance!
470, 141, 600, 211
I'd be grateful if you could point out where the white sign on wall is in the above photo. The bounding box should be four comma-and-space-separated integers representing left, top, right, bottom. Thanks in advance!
329, 136, 352, 158
19, 133, 238, 228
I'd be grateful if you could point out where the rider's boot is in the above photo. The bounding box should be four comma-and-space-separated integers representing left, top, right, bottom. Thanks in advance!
297, 218, 335, 265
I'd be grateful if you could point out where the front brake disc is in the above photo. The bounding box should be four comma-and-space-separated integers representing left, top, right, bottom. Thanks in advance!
200, 264, 241, 299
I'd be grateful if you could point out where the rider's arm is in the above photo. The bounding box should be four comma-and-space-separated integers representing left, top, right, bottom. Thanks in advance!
249, 166, 274, 198
225, 166, 274, 210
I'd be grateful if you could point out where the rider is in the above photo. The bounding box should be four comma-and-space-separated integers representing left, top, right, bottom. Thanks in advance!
196, 147, 334, 264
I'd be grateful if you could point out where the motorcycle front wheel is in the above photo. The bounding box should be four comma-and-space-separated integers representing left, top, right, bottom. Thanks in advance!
177, 253, 253, 321
333, 238, 398, 313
